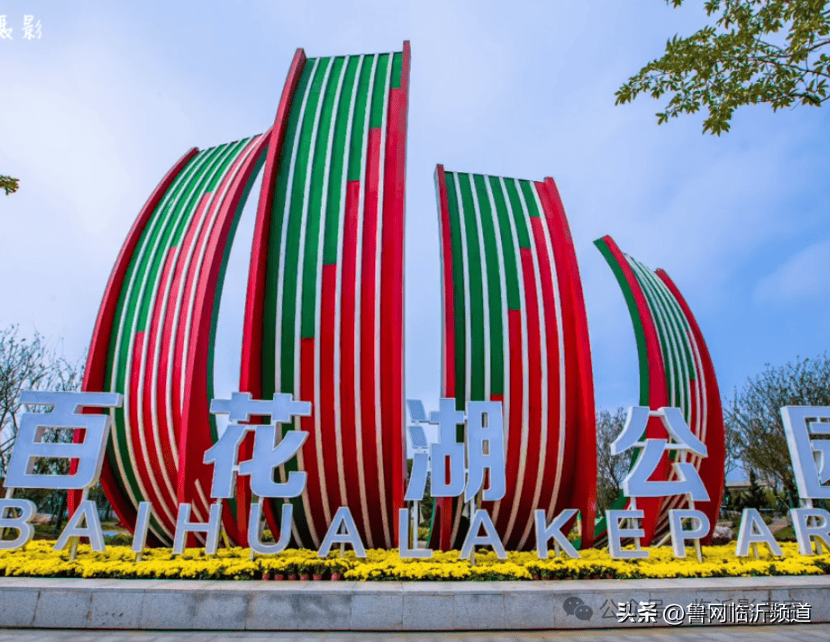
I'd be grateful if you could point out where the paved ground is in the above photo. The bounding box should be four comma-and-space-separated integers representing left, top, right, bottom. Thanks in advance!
1, 626, 829, 641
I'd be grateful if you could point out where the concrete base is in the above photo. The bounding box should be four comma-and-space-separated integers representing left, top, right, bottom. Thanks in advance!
0, 576, 828, 630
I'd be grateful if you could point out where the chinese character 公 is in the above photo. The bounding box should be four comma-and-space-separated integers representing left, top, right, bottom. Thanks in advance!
611, 406, 709, 501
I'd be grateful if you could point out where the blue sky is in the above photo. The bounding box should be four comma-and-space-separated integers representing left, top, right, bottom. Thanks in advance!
1, 0, 828, 443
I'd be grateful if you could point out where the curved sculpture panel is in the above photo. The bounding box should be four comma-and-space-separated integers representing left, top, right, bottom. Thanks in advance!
594, 235, 725, 545
435, 168, 597, 550
239, 44, 411, 549
77, 137, 269, 546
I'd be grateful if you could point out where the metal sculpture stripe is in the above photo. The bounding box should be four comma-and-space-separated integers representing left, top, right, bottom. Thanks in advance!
435, 168, 597, 551
594, 236, 725, 545
239, 44, 410, 549
78, 137, 269, 546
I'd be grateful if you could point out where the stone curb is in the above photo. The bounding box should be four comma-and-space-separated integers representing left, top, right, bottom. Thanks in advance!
0, 576, 828, 630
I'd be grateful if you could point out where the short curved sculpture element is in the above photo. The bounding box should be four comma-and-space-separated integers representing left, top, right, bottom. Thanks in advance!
78, 137, 269, 546
594, 236, 725, 545
435, 168, 597, 551
240, 43, 411, 549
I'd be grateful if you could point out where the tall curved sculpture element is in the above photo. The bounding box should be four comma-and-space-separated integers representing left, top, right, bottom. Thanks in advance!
594, 235, 725, 545
75, 137, 269, 546
239, 44, 411, 549
434, 168, 597, 550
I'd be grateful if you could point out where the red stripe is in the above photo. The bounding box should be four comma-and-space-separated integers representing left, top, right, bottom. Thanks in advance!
529, 217, 566, 521
170, 194, 214, 468
435, 165, 456, 398
434, 163, 458, 550
179, 137, 267, 540
319, 264, 342, 509
155, 192, 211, 537
241, 49, 307, 399
509, 248, 543, 549
359, 127, 384, 544
600, 236, 669, 545
538, 178, 597, 546
339, 180, 367, 535
239, 51, 306, 541
127, 332, 174, 537
72, 147, 197, 529
299, 337, 323, 540
657, 269, 725, 544
495, 310, 523, 537
381, 59, 409, 543
140, 248, 179, 522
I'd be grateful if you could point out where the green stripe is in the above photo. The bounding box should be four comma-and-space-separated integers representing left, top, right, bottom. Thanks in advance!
346, 56, 374, 181
369, 54, 390, 128
134, 140, 247, 333
594, 238, 650, 407
632, 259, 690, 414
520, 180, 542, 218
390, 51, 403, 89
642, 266, 695, 381
456, 173, 485, 402
301, 57, 342, 339
323, 56, 360, 266
636, 264, 697, 420
262, 62, 315, 402
106, 142, 240, 539
630, 262, 677, 406
208, 139, 267, 524
109, 145, 231, 516
473, 174, 505, 398
488, 176, 521, 311
104, 148, 205, 524
503, 179, 531, 249
634, 264, 682, 409
444, 172, 466, 411
279, 59, 330, 393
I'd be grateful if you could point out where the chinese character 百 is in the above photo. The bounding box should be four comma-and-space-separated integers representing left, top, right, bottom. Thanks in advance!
5, 391, 122, 490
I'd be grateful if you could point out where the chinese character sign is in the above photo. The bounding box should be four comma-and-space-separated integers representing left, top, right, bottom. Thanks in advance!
611, 406, 709, 502
404, 398, 506, 503
781, 406, 830, 500
1, 392, 121, 552
5, 391, 122, 490
205, 392, 311, 499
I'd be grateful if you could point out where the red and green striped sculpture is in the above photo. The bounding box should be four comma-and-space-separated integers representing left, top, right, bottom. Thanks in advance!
434, 168, 597, 551
594, 236, 725, 545
74, 137, 269, 546
239, 44, 410, 549
77, 43, 410, 549
75, 41, 724, 553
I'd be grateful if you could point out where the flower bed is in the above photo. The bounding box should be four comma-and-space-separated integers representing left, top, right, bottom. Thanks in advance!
2, 542, 829, 581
